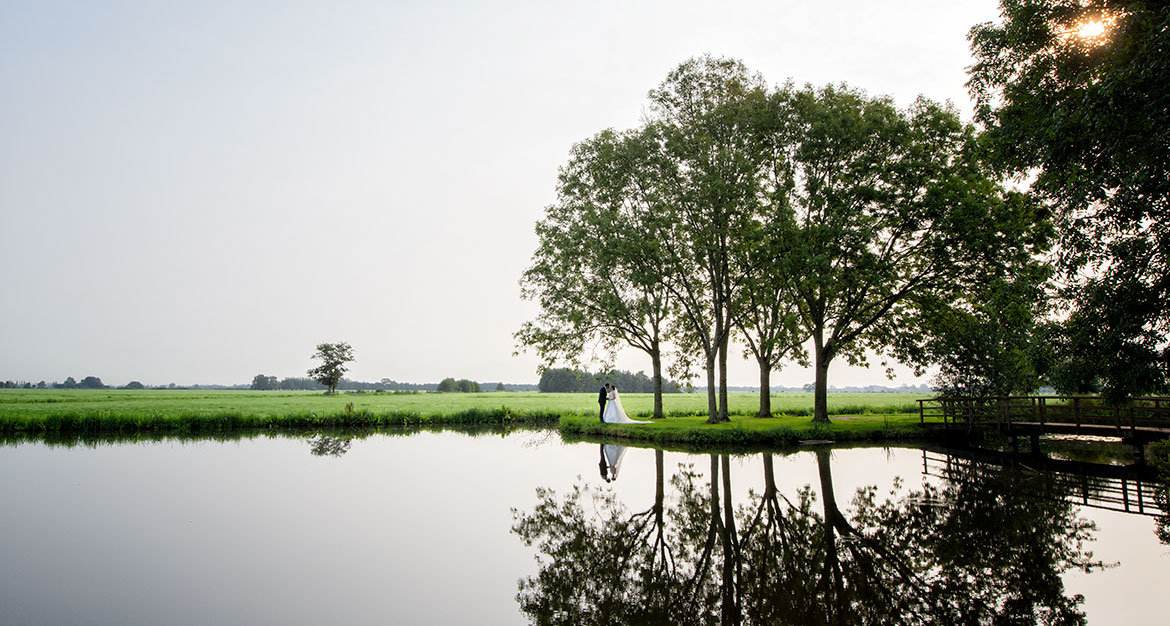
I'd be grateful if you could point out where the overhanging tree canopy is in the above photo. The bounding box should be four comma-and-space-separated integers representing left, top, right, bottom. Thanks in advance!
968, 0, 1170, 400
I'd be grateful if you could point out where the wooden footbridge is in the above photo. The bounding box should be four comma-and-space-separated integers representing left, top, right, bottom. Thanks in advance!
921, 447, 1164, 517
917, 395, 1170, 457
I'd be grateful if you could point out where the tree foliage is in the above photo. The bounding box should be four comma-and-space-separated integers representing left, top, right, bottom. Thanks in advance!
645, 56, 773, 424
306, 342, 354, 395
892, 179, 1055, 399
436, 377, 481, 393
769, 86, 1041, 422
250, 374, 279, 391
521, 55, 1049, 424
537, 368, 681, 394
968, 0, 1170, 400
517, 125, 678, 417
77, 376, 106, 389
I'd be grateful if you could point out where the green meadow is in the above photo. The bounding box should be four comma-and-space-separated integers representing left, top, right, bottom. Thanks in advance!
0, 389, 931, 445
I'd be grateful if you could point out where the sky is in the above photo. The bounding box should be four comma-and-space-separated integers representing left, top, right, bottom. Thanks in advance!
0, 0, 1005, 388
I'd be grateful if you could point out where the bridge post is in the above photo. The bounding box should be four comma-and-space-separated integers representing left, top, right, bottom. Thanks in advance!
1132, 442, 1146, 465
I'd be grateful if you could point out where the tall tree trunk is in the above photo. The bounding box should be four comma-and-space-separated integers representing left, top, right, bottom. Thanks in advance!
707, 455, 727, 622
757, 357, 772, 417
651, 348, 665, 419
712, 299, 731, 423
654, 449, 665, 520
720, 454, 741, 625
705, 349, 720, 424
816, 448, 845, 622
718, 319, 730, 422
812, 326, 832, 424
816, 448, 839, 526
762, 453, 776, 498
647, 448, 669, 626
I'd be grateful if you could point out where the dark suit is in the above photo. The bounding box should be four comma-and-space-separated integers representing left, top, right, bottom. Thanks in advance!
598, 386, 608, 422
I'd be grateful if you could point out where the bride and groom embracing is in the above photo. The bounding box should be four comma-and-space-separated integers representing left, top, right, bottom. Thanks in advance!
597, 383, 652, 424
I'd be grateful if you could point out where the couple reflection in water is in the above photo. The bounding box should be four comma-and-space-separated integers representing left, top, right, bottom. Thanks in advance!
598, 443, 627, 483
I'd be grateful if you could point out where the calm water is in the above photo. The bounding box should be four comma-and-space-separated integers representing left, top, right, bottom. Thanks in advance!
0, 430, 1166, 625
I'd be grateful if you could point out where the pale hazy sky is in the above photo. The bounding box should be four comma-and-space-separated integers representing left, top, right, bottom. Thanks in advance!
0, 0, 1002, 387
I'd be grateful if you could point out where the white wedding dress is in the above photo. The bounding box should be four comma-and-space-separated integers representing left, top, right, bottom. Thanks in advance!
602, 444, 627, 480
602, 390, 651, 424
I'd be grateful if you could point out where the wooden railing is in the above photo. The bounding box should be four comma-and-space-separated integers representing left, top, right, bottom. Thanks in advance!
917, 395, 1170, 440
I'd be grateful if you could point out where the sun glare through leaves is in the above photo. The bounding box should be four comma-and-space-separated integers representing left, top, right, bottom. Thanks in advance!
1076, 19, 1107, 39
1059, 15, 1116, 47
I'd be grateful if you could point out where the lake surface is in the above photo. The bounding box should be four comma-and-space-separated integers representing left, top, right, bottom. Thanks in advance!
1, 429, 1166, 625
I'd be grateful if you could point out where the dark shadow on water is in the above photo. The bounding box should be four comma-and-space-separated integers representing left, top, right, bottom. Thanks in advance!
514, 446, 1127, 625
0, 423, 550, 450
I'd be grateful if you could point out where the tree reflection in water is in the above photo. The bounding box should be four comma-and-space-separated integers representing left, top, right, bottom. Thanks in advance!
307, 434, 352, 457
512, 448, 1104, 625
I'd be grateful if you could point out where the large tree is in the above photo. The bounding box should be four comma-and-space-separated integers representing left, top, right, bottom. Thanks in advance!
307, 342, 354, 395
968, 0, 1170, 400
773, 85, 1035, 423
517, 127, 676, 418
645, 56, 772, 424
732, 93, 809, 417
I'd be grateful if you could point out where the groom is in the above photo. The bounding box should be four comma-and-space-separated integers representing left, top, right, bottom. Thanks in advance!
597, 383, 610, 422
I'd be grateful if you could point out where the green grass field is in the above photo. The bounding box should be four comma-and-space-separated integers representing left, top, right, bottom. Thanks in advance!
0, 389, 932, 445
0, 389, 922, 419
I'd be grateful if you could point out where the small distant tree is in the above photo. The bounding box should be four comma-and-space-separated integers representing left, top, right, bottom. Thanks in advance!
457, 379, 481, 393
250, 374, 279, 391
495, 382, 506, 392
307, 342, 354, 395
123, 381, 146, 390
78, 376, 105, 389
437, 377, 481, 393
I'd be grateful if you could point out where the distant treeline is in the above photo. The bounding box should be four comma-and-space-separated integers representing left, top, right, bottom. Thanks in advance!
0, 377, 540, 392
248, 375, 538, 392
2, 376, 137, 390
538, 368, 683, 393
0, 377, 247, 390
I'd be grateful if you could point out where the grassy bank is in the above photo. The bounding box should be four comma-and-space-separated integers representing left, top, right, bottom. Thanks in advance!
0, 389, 932, 445
561, 412, 931, 448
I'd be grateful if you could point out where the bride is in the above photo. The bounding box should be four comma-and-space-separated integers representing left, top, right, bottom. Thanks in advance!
602, 385, 651, 424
